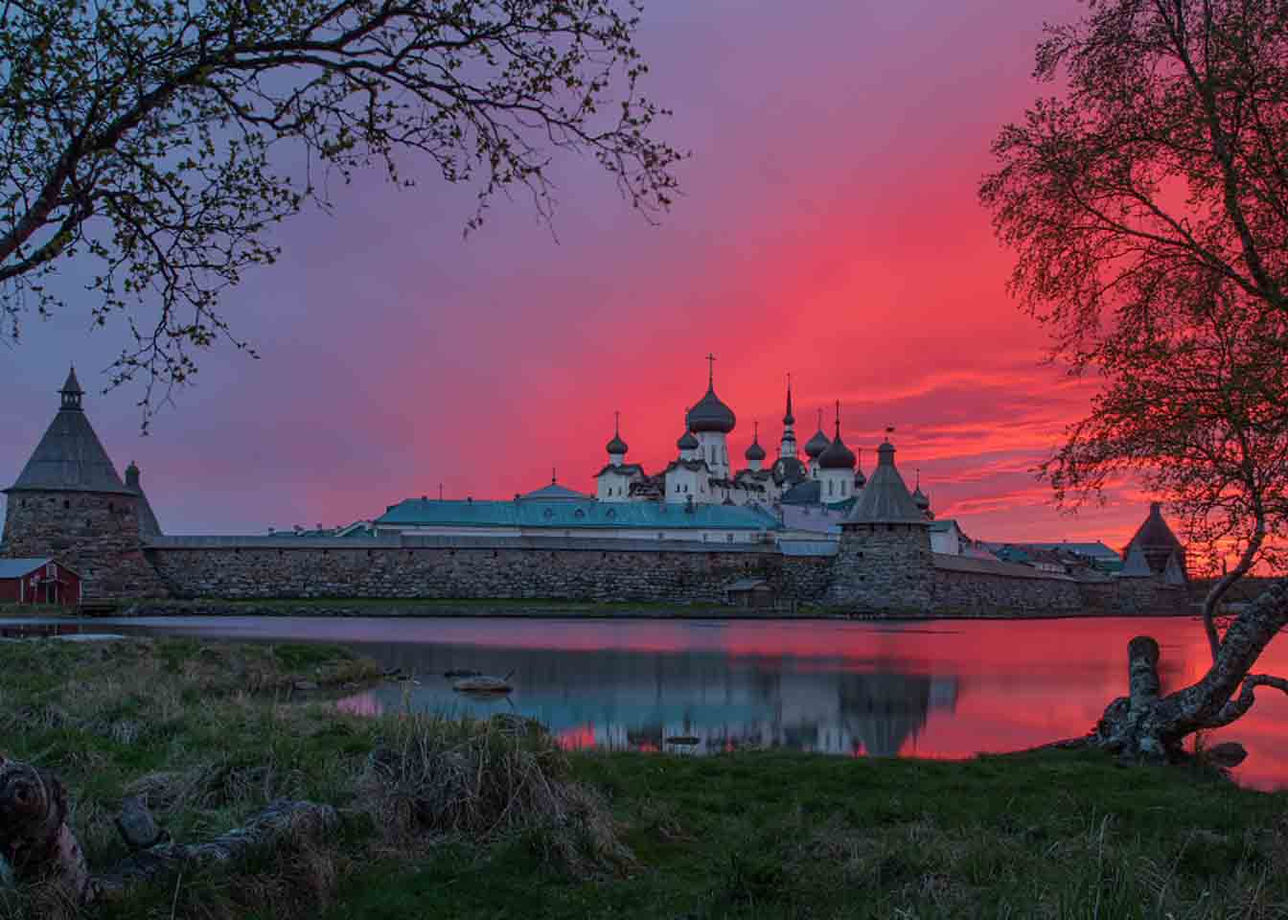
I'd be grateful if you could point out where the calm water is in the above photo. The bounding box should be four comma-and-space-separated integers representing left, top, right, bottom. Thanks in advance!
8, 615, 1288, 790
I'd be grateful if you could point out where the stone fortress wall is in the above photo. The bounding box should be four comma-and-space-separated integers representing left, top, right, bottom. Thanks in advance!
0, 502, 1184, 615
144, 535, 836, 606
135, 533, 1170, 615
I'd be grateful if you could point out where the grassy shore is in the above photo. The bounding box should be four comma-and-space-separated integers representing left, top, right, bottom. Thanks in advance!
0, 639, 1283, 918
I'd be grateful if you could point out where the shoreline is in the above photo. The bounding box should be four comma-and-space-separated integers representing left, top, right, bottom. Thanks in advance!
0, 635, 1282, 918
2, 597, 1203, 622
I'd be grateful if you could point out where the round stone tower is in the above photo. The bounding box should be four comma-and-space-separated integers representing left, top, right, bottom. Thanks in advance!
1, 368, 169, 600
825, 439, 932, 612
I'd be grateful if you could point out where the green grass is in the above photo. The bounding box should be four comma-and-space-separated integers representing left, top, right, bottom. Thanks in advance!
2, 639, 1286, 919
329, 750, 1288, 919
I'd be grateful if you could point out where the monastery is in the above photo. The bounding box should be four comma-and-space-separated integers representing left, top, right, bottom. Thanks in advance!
370, 358, 957, 553
0, 366, 1189, 614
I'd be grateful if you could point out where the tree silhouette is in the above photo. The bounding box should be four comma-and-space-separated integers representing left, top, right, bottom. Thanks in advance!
982, 0, 1288, 760
0, 0, 681, 412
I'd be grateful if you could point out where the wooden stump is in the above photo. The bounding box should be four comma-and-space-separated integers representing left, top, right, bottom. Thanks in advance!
0, 756, 91, 903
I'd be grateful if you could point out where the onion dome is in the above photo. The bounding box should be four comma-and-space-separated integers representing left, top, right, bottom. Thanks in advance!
605, 411, 628, 455
686, 355, 736, 433
911, 468, 930, 511
818, 436, 856, 470
854, 467, 867, 488
745, 423, 766, 462
817, 402, 856, 470
804, 408, 830, 459
677, 429, 699, 451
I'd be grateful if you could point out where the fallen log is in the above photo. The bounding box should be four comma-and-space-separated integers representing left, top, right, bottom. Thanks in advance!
0, 755, 337, 905
95, 798, 339, 898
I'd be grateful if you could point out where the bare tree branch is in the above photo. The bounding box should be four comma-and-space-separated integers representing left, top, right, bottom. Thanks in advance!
0, 0, 682, 423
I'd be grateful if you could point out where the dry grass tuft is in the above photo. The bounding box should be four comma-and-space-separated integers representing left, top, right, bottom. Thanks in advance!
361, 712, 632, 876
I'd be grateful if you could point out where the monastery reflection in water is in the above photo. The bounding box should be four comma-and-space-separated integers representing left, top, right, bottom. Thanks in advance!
338, 644, 958, 757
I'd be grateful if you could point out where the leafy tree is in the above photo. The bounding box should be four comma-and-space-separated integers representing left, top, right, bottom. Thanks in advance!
0, 0, 680, 407
981, 0, 1288, 760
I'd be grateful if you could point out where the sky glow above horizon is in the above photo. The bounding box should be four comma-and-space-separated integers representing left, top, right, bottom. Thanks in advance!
0, 0, 1163, 550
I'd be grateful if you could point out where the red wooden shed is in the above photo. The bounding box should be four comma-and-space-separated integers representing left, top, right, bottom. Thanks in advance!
0, 558, 83, 606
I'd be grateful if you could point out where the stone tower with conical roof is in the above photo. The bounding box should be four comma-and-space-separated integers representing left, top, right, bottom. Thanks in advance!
1, 369, 169, 600
825, 438, 932, 611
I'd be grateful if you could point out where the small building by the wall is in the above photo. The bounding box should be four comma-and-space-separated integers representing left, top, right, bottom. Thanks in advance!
725, 577, 776, 608
0, 558, 82, 605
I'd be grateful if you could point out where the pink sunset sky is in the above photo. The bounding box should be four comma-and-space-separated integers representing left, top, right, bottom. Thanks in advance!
0, 0, 1158, 548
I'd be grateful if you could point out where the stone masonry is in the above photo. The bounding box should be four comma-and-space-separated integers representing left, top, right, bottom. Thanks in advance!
1, 490, 169, 600
146, 536, 836, 605
824, 523, 934, 612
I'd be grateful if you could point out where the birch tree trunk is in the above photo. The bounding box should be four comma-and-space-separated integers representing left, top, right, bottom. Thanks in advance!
1093, 578, 1288, 760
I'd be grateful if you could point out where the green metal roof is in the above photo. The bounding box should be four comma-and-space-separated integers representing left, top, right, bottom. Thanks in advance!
376, 498, 782, 531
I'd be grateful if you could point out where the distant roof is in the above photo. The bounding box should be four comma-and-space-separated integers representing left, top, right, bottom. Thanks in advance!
126, 462, 162, 536
6, 373, 132, 495
933, 553, 1071, 580
994, 541, 1119, 560
781, 479, 821, 505
0, 558, 53, 578
1120, 504, 1187, 578
595, 462, 646, 479
376, 498, 783, 531
519, 481, 591, 502
843, 441, 927, 526
780, 539, 839, 556
135, 488, 162, 536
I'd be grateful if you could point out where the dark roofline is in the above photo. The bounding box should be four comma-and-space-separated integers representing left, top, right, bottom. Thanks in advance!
595, 462, 646, 478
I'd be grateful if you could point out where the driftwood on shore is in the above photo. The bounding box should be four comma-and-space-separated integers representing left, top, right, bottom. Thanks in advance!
0, 755, 337, 905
